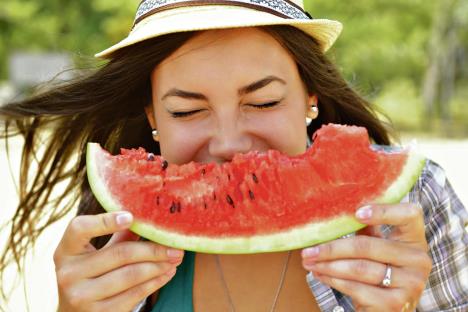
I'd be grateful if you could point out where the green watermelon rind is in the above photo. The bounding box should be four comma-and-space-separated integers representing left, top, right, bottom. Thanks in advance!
86, 143, 426, 254
131, 216, 366, 253
87, 143, 124, 214
373, 150, 426, 204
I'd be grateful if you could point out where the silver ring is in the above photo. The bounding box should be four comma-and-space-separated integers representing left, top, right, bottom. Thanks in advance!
381, 264, 392, 287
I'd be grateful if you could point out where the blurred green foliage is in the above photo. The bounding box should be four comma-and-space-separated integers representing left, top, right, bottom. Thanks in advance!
0, 0, 135, 73
306, 0, 468, 136
307, 1, 435, 92
1, 0, 467, 135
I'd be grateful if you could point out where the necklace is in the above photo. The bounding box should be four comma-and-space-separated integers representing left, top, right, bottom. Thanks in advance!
215, 251, 292, 312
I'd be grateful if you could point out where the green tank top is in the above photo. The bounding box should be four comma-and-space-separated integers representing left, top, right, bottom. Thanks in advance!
151, 251, 195, 312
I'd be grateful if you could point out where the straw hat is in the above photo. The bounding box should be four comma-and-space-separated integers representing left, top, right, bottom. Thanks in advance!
95, 0, 342, 58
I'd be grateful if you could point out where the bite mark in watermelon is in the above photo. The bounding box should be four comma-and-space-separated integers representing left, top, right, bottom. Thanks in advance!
86, 124, 426, 253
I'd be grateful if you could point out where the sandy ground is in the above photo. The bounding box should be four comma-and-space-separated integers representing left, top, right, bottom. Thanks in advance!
1, 135, 467, 311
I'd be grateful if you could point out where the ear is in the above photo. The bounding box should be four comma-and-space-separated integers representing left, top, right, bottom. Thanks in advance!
144, 104, 157, 130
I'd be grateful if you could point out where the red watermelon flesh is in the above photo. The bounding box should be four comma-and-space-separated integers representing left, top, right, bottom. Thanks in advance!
87, 123, 425, 253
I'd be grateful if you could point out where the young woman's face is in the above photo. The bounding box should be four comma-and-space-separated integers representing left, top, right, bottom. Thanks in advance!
146, 27, 316, 164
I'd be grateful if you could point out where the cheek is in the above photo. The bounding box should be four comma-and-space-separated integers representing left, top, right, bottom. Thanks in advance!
153, 103, 209, 164
266, 114, 307, 155
246, 104, 307, 156
158, 122, 208, 164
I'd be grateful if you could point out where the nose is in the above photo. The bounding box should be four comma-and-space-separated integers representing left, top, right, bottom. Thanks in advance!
208, 119, 252, 162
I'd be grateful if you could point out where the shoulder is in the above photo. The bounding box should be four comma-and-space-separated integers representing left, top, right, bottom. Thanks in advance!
412, 159, 465, 213
414, 160, 468, 311
411, 158, 467, 252
416, 159, 449, 194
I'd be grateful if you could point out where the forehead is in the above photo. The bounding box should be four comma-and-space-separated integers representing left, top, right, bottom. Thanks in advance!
152, 27, 297, 83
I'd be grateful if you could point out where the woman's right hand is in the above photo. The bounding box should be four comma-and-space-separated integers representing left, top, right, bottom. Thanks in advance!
54, 211, 184, 312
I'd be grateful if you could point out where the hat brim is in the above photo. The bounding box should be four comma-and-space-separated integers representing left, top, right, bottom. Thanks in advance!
95, 5, 342, 58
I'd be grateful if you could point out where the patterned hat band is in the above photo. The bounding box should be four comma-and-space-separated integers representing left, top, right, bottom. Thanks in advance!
134, 0, 312, 27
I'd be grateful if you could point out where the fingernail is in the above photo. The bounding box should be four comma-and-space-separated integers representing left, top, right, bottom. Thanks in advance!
302, 247, 319, 258
167, 249, 184, 258
356, 205, 372, 220
116, 212, 133, 226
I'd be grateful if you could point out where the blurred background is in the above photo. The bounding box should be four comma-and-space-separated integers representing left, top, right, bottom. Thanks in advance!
1, 0, 467, 135
1, 0, 467, 311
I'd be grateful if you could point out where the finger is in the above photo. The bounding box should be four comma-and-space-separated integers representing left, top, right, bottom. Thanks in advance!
73, 242, 184, 278
355, 204, 426, 246
84, 262, 176, 301
302, 236, 428, 267
104, 229, 140, 247
58, 212, 133, 256
304, 259, 420, 288
356, 225, 385, 238
94, 268, 177, 312
314, 273, 410, 311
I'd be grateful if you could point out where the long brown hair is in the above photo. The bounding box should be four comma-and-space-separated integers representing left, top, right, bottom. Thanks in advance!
0, 25, 392, 298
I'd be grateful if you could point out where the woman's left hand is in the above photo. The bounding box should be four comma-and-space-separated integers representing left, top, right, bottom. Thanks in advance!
301, 204, 432, 312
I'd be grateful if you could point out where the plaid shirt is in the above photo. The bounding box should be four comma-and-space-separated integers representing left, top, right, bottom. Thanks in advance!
307, 160, 468, 312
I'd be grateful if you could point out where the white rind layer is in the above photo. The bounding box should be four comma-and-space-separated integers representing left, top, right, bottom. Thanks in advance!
86, 143, 426, 254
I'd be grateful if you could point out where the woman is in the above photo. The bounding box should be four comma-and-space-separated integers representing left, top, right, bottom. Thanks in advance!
1, 0, 466, 311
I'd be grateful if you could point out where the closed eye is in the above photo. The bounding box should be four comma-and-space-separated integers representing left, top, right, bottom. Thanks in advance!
249, 101, 280, 109
169, 101, 280, 118
169, 109, 204, 118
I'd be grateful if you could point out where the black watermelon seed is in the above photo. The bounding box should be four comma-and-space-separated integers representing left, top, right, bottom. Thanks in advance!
204, 201, 207, 209
156, 196, 160, 205
170, 202, 177, 214
226, 195, 234, 207
162, 160, 168, 170
252, 173, 258, 183
213, 192, 217, 200
201, 168, 206, 176
249, 190, 255, 200
227, 174, 231, 181
147, 153, 155, 161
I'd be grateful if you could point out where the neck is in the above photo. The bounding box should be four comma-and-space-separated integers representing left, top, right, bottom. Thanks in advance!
216, 251, 292, 312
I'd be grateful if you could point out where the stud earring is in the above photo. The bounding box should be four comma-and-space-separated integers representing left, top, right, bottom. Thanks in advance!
151, 129, 159, 140
306, 105, 318, 126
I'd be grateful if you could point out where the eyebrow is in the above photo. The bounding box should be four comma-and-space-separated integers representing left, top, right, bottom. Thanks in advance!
160, 75, 286, 101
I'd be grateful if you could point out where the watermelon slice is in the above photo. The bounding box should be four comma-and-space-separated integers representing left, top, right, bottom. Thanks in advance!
86, 124, 425, 254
